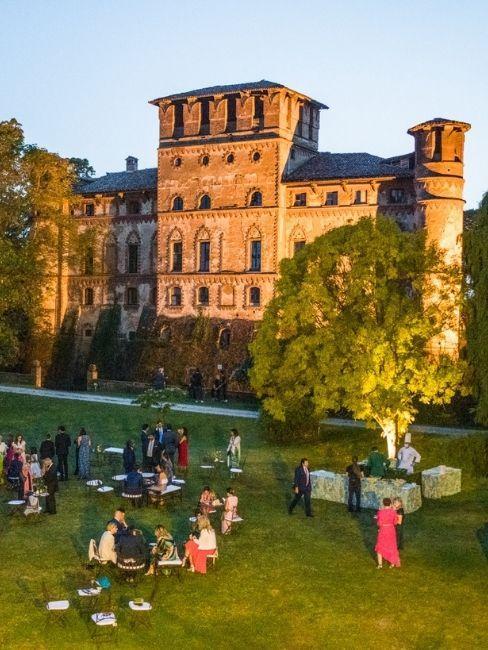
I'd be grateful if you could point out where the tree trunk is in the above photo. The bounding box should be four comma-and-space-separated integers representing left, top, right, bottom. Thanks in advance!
380, 420, 397, 459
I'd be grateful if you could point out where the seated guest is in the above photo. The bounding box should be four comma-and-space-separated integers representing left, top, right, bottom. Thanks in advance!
7, 452, 24, 497
145, 525, 178, 575
149, 464, 168, 493
183, 515, 217, 574
98, 522, 118, 564
160, 451, 174, 484
116, 526, 147, 575
108, 508, 129, 542
123, 440, 136, 474
199, 486, 219, 515
124, 465, 143, 496
221, 486, 239, 535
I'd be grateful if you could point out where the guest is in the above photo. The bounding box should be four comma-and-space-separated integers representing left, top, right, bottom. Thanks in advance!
397, 441, 421, 475
109, 508, 129, 542
221, 487, 239, 534
288, 458, 313, 517
346, 456, 363, 513
116, 526, 147, 576
29, 448, 42, 480
21, 459, 34, 497
162, 423, 178, 466
366, 446, 389, 478
161, 451, 174, 484
226, 428, 241, 467
124, 465, 144, 505
12, 435, 26, 462
154, 420, 165, 446
145, 525, 178, 575
0, 435, 7, 458
150, 464, 168, 491
199, 486, 218, 515
177, 427, 189, 472
4, 443, 15, 477
8, 452, 24, 497
123, 440, 136, 473
77, 428, 91, 479
183, 515, 217, 574
55, 425, 71, 481
98, 522, 118, 564
393, 497, 405, 550
39, 433, 55, 461
140, 423, 150, 461
42, 457, 59, 515
144, 433, 161, 471
152, 367, 167, 390
192, 368, 204, 403
213, 371, 227, 402
374, 498, 401, 568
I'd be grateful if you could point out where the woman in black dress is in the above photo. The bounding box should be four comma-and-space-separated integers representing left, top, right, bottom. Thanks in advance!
393, 497, 405, 550
42, 458, 59, 514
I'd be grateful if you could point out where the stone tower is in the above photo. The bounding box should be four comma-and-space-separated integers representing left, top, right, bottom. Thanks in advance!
408, 118, 471, 353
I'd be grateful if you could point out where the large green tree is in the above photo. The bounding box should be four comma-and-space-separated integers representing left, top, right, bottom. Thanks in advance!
250, 216, 465, 457
465, 191, 488, 424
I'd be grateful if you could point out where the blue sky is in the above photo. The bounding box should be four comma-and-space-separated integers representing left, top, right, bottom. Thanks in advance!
1, 0, 486, 207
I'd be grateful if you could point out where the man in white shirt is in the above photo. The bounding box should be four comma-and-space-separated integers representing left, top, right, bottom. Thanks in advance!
98, 522, 117, 564
397, 441, 421, 475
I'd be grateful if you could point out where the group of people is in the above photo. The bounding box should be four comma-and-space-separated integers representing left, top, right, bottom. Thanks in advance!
137, 421, 189, 473
187, 368, 229, 403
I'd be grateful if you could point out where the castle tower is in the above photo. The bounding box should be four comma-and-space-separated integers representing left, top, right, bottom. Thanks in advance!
408, 118, 471, 353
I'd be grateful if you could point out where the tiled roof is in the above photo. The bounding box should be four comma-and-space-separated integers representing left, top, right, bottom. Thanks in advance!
77, 168, 157, 195
150, 79, 328, 108
285, 152, 414, 182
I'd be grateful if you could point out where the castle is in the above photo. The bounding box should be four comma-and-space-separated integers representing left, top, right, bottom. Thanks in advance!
43, 80, 470, 385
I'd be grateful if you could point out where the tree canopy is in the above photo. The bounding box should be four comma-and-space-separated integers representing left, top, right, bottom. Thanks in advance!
250, 216, 465, 456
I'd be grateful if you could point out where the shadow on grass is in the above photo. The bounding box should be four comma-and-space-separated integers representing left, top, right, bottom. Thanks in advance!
270, 455, 294, 513
476, 522, 488, 561
352, 510, 377, 562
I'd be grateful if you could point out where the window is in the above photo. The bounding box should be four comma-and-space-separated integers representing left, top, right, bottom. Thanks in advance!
170, 286, 182, 306
201, 154, 210, 166
128, 331, 136, 341
219, 328, 231, 349
325, 191, 338, 206
354, 190, 367, 204
308, 107, 314, 141
198, 286, 209, 305
294, 240, 306, 254
433, 127, 443, 161
199, 241, 210, 272
84, 327, 93, 337
127, 243, 139, 273
250, 240, 261, 271
226, 153, 235, 164
173, 157, 182, 168
389, 188, 406, 204
298, 104, 305, 137
84, 287, 94, 306
252, 151, 261, 162
84, 247, 94, 275
199, 194, 211, 210
104, 240, 117, 274
150, 286, 157, 305
294, 193, 307, 207
250, 191, 262, 207
226, 96, 237, 131
200, 99, 210, 135
173, 102, 184, 137
249, 287, 261, 306
172, 241, 182, 272
253, 96, 264, 128
128, 200, 140, 215
85, 203, 95, 216
126, 287, 138, 306
172, 196, 184, 211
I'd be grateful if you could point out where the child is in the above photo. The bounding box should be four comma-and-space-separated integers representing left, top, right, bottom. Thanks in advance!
29, 447, 42, 480
393, 497, 405, 550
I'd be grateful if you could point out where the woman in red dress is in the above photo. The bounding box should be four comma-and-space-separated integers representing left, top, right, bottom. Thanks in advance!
375, 498, 401, 568
177, 427, 189, 471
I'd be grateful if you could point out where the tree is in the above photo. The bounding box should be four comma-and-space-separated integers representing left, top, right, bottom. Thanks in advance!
465, 191, 488, 424
250, 216, 465, 457
68, 157, 95, 180
133, 387, 186, 423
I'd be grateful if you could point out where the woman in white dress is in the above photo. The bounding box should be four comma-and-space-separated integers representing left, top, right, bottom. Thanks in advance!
226, 429, 241, 467
221, 486, 239, 534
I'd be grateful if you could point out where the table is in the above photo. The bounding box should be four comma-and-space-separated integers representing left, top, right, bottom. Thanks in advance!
148, 484, 182, 507
7, 499, 25, 516
104, 447, 124, 454
421, 466, 461, 499
112, 474, 127, 482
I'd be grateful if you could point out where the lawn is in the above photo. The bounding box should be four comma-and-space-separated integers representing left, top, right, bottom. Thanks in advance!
0, 392, 486, 650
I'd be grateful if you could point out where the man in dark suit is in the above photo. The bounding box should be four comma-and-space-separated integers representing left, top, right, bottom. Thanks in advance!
143, 433, 161, 471
346, 456, 363, 512
55, 425, 71, 481
288, 458, 313, 517
140, 424, 150, 461
162, 423, 178, 466
39, 433, 55, 460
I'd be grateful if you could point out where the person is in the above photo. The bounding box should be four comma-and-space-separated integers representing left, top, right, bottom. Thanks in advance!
192, 368, 204, 403
12, 435, 26, 462
221, 486, 239, 534
397, 441, 421, 475
393, 497, 405, 550
140, 423, 150, 461
42, 457, 59, 515
29, 448, 42, 480
151, 464, 168, 491
162, 424, 178, 466
145, 525, 178, 575
177, 427, 189, 472
152, 367, 167, 390
109, 508, 129, 542
77, 428, 91, 479
123, 440, 136, 473
55, 425, 71, 481
160, 451, 174, 484
374, 497, 401, 568
116, 526, 147, 576
199, 486, 219, 515
154, 420, 165, 446
213, 371, 227, 402
21, 459, 33, 497
39, 434, 55, 461
4, 443, 15, 478
0, 435, 8, 458
226, 428, 241, 467
8, 452, 24, 497
98, 522, 118, 564
123, 465, 144, 504
346, 456, 363, 513
288, 458, 313, 517
144, 433, 161, 471
183, 515, 217, 574
366, 446, 389, 478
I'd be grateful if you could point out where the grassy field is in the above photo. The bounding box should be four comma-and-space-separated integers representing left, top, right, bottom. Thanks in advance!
0, 392, 486, 650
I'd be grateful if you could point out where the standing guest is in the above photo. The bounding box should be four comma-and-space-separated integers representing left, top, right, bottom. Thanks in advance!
226, 429, 241, 467
288, 458, 313, 517
144, 433, 161, 471
152, 367, 167, 390
163, 424, 178, 466
21, 459, 34, 497
77, 428, 91, 479
8, 452, 24, 497
393, 497, 405, 550
123, 440, 136, 473
366, 446, 389, 478
4, 443, 15, 477
192, 368, 204, 403
215, 371, 228, 402
221, 487, 239, 534
55, 425, 71, 481
39, 434, 55, 461
0, 435, 7, 457
177, 427, 189, 472
154, 420, 165, 446
29, 448, 42, 480
140, 424, 150, 461
145, 525, 178, 575
397, 441, 421, 475
12, 435, 26, 462
374, 498, 401, 568
0, 436, 7, 485
109, 508, 129, 542
346, 456, 363, 513
42, 458, 59, 515
98, 522, 118, 564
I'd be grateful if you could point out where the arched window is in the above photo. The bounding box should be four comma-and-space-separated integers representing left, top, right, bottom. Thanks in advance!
128, 200, 140, 215
84, 287, 94, 306
250, 287, 261, 306
198, 286, 209, 306
104, 237, 117, 274
84, 325, 93, 337
126, 232, 140, 273
170, 286, 182, 306
199, 194, 211, 210
250, 240, 261, 271
250, 191, 262, 207
219, 327, 231, 349
172, 196, 184, 211
126, 287, 138, 306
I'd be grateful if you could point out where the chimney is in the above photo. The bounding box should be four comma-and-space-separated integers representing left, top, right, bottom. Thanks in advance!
126, 156, 138, 172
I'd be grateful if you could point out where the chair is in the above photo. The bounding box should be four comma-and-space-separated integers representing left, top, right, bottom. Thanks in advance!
156, 547, 183, 579
91, 611, 118, 641
128, 599, 153, 629
206, 549, 219, 571
42, 582, 70, 627
7, 499, 26, 516
121, 491, 144, 508
76, 586, 102, 614
116, 558, 146, 583
86, 479, 103, 494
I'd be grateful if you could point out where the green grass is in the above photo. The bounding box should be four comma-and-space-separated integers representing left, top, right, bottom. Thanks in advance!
0, 392, 486, 649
